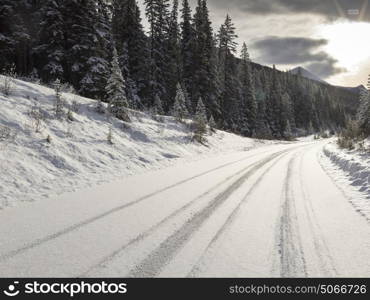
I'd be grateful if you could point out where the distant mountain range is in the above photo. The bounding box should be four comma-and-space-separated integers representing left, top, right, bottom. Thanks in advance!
290, 66, 364, 94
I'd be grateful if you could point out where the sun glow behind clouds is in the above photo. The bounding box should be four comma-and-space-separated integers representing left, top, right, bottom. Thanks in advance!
317, 21, 370, 73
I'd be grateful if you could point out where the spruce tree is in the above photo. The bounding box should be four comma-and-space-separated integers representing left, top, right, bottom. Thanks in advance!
171, 83, 188, 121
357, 82, 370, 136
145, 0, 170, 106
240, 42, 257, 136
35, 0, 65, 82
166, 0, 182, 110
154, 94, 165, 115
112, 0, 149, 105
106, 49, 130, 122
217, 14, 238, 129
193, 97, 208, 142
180, 0, 194, 103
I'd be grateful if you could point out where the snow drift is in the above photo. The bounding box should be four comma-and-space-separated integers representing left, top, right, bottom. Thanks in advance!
322, 142, 370, 221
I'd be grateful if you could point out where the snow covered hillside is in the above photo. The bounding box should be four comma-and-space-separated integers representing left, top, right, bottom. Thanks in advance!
321, 140, 370, 221
0, 76, 268, 209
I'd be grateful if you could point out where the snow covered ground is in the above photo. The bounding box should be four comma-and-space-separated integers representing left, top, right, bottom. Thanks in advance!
0, 76, 269, 209
321, 140, 370, 222
1, 77, 370, 278
1, 140, 370, 277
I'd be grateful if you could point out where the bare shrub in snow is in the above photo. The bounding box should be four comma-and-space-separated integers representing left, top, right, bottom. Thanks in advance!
337, 120, 365, 150
28, 105, 45, 133
0, 125, 17, 149
71, 100, 81, 113
95, 99, 105, 114
66, 125, 74, 138
67, 109, 74, 122
46, 135, 52, 143
60, 82, 76, 94
107, 127, 113, 145
0, 125, 12, 141
1, 66, 16, 96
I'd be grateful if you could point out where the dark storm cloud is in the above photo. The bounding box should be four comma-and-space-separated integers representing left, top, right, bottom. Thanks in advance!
252, 36, 345, 78
306, 61, 346, 78
210, 0, 370, 21
253, 37, 329, 65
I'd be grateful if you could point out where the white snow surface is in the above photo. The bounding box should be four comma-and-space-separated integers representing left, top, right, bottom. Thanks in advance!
321, 141, 370, 221
0, 76, 268, 209
1, 78, 370, 278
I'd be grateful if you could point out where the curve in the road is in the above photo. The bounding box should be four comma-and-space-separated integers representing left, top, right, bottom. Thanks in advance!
127, 150, 292, 277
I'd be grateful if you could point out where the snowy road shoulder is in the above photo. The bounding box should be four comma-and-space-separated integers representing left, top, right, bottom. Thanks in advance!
320, 141, 370, 222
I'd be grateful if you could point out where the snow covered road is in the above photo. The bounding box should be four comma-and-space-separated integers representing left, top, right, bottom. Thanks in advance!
1, 140, 370, 277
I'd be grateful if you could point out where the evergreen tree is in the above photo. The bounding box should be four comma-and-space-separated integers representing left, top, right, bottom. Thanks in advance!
112, 0, 149, 104
208, 114, 217, 133
154, 94, 165, 115
79, 0, 112, 99
171, 83, 188, 121
193, 97, 207, 142
106, 49, 130, 122
166, 0, 181, 110
180, 0, 194, 103
0, 0, 30, 73
217, 14, 238, 129
240, 42, 257, 136
145, 0, 170, 106
191, 0, 216, 114
357, 82, 370, 135
34, 0, 65, 82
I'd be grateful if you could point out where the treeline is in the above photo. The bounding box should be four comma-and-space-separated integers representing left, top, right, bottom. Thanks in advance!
0, 0, 357, 139
338, 75, 370, 149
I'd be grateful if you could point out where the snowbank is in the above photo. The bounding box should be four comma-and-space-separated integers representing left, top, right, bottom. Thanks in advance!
0, 76, 269, 209
321, 141, 370, 221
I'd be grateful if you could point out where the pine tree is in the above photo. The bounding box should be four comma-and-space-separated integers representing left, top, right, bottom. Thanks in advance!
240, 42, 257, 136
281, 91, 294, 138
357, 81, 370, 136
217, 14, 238, 129
35, 0, 65, 82
112, 0, 149, 105
106, 49, 130, 122
180, 0, 194, 103
193, 97, 208, 142
166, 0, 181, 110
171, 83, 188, 121
153, 94, 165, 115
145, 0, 170, 106
191, 0, 218, 116
209, 114, 217, 133
77, 0, 111, 99
0, 0, 31, 73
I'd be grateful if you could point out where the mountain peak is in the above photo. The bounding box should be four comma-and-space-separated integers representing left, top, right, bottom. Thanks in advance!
290, 67, 327, 84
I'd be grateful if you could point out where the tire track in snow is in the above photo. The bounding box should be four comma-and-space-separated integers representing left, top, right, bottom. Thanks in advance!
79, 154, 267, 276
187, 150, 293, 277
0, 149, 273, 263
127, 150, 289, 278
298, 150, 338, 276
276, 153, 308, 277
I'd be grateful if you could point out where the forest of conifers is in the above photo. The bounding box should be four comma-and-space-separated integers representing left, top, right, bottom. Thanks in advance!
0, 0, 359, 139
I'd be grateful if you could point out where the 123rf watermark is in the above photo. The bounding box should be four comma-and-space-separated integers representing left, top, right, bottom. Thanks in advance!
2, 281, 127, 298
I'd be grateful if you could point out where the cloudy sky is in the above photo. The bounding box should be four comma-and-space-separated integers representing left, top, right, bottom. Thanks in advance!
138, 0, 370, 87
